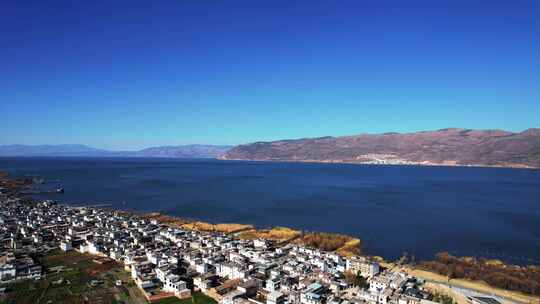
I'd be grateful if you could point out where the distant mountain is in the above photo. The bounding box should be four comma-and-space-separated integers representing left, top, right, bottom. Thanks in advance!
0, 144, 109, 156
128, 145, 232, 158
221, 128, 540, 168
0, 144, 232, 158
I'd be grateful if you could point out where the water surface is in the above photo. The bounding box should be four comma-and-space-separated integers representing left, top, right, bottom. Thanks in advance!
1, 157, 539, 264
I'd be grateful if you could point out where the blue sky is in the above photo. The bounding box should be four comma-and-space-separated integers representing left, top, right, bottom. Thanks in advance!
1, 0, 539, 150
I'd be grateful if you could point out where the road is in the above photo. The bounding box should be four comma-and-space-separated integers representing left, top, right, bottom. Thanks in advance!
388, 264, 540, 304
423, 279, 525, 304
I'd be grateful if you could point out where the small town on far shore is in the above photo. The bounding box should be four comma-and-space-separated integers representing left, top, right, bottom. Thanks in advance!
0, 174, 529, 304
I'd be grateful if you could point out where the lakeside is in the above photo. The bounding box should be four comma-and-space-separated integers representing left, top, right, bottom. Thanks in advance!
216, 158, 539, 170
2, 157, 539, 265
1, 169, 540, 304
139, 212, 362, 257
139, 212, 540, 304
141, 212, 540, 304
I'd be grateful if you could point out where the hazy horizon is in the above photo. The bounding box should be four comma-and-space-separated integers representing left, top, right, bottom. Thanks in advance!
0, 142, 235, 152
1, 127, 539, 151
2, 1, 539, 150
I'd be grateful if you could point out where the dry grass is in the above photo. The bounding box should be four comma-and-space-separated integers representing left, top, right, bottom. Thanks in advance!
142, 213, 253, 233
484, 259, 505, 267
238, 229, 362, 256
238, 227, 302, 242
141, 212, 253, 234
336, 238, 362, 257
419, 252, 540, 297
402, 266, 540, 304
423, 282, 469, 304
296, 232, 362, 256
143, 212, 188, 227
141, 213, 362, 256
182, 221, 254, 234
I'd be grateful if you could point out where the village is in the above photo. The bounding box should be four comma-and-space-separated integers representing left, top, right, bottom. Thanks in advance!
0, 188, 498, 304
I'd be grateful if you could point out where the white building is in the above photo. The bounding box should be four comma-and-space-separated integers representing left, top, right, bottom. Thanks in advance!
60, 241, 73, 252
268, 291, 286, 304
0, 264, 16, 281
300, 283, 325, 304
163, 274, 190, 298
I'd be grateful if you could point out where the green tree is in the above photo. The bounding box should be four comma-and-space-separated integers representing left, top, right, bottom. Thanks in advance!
355, 273, 369, 289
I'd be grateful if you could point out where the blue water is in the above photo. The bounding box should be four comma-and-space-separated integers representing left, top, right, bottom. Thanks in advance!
1, 157, 539, 264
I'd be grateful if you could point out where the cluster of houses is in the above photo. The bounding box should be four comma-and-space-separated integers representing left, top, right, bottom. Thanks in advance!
0, 197, 45, 284
1, 196, 447, 304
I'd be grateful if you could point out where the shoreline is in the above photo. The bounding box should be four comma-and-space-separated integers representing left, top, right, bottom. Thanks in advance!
2, 168, 539, 265
135, 212, 364, 257
2, 170, 540, 303
218, 157, 539, 170
1, 155, 538, 170
2, 168, 538, 265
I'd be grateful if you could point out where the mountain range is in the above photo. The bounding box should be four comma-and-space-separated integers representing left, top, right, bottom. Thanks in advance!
221, 128, 540, 168
3, 128, 540, 168
0, 144, 232, 158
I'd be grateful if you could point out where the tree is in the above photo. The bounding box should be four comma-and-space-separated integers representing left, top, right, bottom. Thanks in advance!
355, 273, 369, 289
447, 265, 456, 280
344, 271, 369, 289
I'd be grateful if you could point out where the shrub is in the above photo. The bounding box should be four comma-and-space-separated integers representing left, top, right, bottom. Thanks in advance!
419, 252, 540, 296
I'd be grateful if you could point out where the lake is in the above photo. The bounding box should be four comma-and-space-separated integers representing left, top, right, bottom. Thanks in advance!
1, 157, 539, 264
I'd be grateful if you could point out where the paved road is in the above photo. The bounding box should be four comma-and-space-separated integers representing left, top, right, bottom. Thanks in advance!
390, 265, 539, 304
423, 278, 527, 304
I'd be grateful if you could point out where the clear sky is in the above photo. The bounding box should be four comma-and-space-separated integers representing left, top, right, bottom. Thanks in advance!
1, 0, 539, 150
